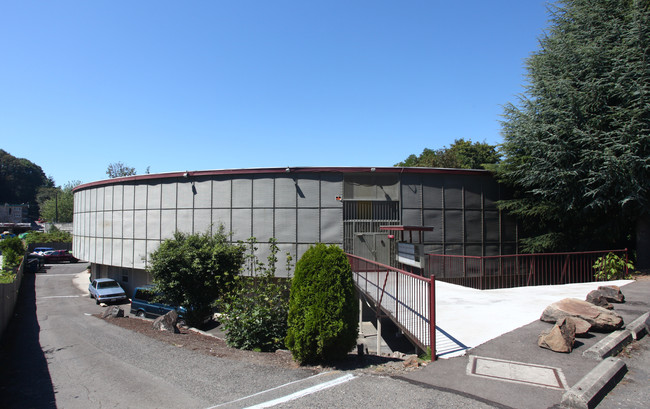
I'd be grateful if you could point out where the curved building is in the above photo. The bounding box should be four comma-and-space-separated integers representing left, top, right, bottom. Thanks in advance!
73, 167, 517, 295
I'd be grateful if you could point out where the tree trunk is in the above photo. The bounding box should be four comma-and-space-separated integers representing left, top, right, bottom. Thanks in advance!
636, 214, 650, 271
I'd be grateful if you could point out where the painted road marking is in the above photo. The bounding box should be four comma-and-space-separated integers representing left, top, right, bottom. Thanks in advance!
244, 373, 356, 408
467, 356, 568, 390
40, 295, 82, 299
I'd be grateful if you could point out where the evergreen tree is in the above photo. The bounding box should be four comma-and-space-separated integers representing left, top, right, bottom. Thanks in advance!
498, 0, 650, 265
0, 149, 54, 220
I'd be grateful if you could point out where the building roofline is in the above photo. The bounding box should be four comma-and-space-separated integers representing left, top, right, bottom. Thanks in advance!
73, 166, 493, 192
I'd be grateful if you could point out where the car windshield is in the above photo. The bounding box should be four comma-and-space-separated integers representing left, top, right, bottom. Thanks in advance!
98, 281, 119, 289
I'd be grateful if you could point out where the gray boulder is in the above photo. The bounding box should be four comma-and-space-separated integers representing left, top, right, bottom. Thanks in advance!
586, 290, 613, 309
597, 285, 625, 303
153, 310, 180, 333
540, 298, 623, 332
538, 317, 576, 353
102, 305, 124, 319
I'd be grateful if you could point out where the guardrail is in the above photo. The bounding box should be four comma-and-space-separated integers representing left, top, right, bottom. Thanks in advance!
426, 249, 628, 290
346, 253, 436, 358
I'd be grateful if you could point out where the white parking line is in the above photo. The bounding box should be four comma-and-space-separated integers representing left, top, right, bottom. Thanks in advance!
244, 373, 356, 408
40, 295, 81, 299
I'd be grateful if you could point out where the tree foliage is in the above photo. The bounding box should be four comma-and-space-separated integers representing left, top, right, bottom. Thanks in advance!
498, 0, 650, 253
0, 149, 54, 219
285, 243, 358, 364
220, 238, 292, 352
38, 181, 80, 222
106, 162, 136, 178
395, 139, 501, 169
24, 225, 73, 244
148, 228, 245, 326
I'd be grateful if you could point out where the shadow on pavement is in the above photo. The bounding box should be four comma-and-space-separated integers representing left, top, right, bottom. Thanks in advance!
0, 273, 56, 409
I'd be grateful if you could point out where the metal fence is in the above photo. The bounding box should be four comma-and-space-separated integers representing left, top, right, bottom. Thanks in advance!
426, 249, 628, 290
346, 253, 436, 357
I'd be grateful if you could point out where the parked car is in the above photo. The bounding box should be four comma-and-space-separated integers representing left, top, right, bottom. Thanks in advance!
88, 278, 128, 305
43, 250, 79, 263
33, 247, 54, 255
25, 253, 45, 272
130, 286, 187, 326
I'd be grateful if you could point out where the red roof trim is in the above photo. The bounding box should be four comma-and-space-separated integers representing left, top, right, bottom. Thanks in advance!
73, 166, 492, 192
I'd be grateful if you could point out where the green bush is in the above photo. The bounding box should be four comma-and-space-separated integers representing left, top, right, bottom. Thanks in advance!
285, 243, 358, 364
24, 227, 72, 244
1, 237, 25, 281
593, 252, 634, 281
148, 227, 245, 327
220, 238, 292, 352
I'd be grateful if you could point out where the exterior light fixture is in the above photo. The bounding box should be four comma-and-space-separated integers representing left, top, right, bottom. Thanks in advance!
370, 167, 376, 172
285, 167, 290, 173
336, 196, 342, 201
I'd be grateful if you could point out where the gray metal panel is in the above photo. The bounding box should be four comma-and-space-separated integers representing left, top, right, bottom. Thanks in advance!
296, 176, 319, 207
122, 238, 133, 267
96, 211, 104, 238
464, 179, 482, 209
212, 179, 231, 208
147, 184, 162, 209
193, 209, 212, 235
485, 211, 500, 242
483, 180, 499, 209
95, 238, 102, 264
444, 244, 463, 255
275, 208, 296, 242
112, 239, 122, 267
320, 174, 343, 207
102, 211, 112, 238
275, 177, 296, 208
422, 209, 443, 242
89, 237, 96, 263
176, 209, 193, 233
161, 182, 177, 209
298, 208, 319, 243
465, 210, 483, 242
194, 180, 212, 208
113, 185, 123, 210
123, 211, 134, 239
147, 241, 162, 265
401, 173, 421, 209
123, 185, 135, 210
232, 178, 252, 208
321, 208, 342, 243
90, 188, 97, 212
97, 187, 106, 211
104, 186, 113, 211
161, 209, 176, 239
444, 210, 463, 242
177, 182, 194, 209
444, 177, 463, 209
231, 208, 252, 241
465, 244, 483, 256
89, 212, 97, 236
423, 177, 443, 209
253, 177, 274, 208
212, 209, 231, 233
134, 240, 146, 269
344, 174, 399, 200
402, 208, 422, 226
253, 208, 273, 241
113, 210, 122, 239
502, 214, 517, 242
485, 244, 500, 256
146, 210, 161, 240
135, 185, 147, 209
103, 238, 112, 266
275, 243, 296, 278
134, 210, 147, 239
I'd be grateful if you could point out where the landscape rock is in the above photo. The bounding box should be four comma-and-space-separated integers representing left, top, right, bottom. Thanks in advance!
538, 317, 576, 353
403, 355, 420, 368
597, 285, 625, 303
586, 290, 613, 309
153, 310, 180, 333
540, 298, 624, 332
102, 305, 124, 318
567, 316, 592, 337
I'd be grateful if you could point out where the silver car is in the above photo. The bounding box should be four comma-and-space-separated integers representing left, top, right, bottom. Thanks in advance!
88, 278, 128, 305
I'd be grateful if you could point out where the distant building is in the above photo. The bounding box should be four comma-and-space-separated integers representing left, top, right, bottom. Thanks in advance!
0, 203, 31, 231
72, 167, 518, 295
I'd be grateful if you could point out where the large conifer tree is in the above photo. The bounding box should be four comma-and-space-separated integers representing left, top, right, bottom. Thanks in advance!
498, 0, 650, 268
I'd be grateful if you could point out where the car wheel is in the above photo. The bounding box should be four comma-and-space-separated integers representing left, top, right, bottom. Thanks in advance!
95, 298, 100, 305
136, 310, 146, 318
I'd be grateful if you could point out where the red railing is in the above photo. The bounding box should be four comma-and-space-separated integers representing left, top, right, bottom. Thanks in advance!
426, 249, 628, 290
346, 253, 436, 358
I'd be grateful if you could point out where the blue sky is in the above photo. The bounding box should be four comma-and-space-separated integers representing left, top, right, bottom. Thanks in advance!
1, 1, 550, 186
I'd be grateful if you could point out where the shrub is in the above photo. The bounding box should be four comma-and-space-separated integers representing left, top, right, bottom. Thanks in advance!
24, 227, 72, 244
593, 252, 634, 281
148, 227, 245, 327
285, 243, 358, 364
220, 238, 292, 352
1, 237, 25, 282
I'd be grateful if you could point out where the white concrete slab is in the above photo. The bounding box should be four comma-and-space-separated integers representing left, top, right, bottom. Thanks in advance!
435, 280, 633, 357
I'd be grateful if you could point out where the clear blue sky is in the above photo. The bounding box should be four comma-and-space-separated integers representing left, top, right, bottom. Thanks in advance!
1, 0, 550, 187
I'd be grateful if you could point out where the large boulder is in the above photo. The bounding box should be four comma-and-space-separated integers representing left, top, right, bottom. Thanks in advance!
102, 305, 124, 319
540, 298, 624, 332
597, 285, 625, 303
538, 317, 576, 353
153, 310, 180, 333
586, 290, 613, 309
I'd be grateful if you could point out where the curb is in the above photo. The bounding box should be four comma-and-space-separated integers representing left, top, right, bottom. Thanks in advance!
582, 330, 633, 360
626, 312, 649, 340
561, 357, 627, 409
